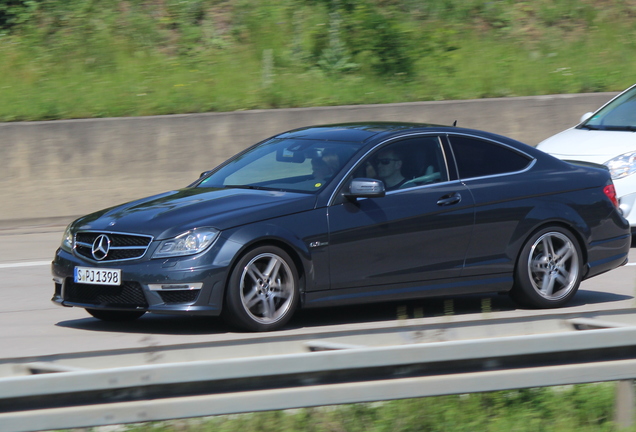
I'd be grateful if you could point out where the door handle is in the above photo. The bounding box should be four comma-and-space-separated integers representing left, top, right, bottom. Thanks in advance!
437, 193, 461, 206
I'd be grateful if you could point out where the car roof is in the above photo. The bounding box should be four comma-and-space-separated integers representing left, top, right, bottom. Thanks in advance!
276, 122, 443, 142
274, 122, 534, 151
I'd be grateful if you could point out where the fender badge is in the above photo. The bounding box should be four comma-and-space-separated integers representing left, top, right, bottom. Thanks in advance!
309, 241, 329, 248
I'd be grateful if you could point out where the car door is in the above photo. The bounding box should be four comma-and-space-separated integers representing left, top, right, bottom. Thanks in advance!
446, 134, 536, 277
325, 135, 475, 293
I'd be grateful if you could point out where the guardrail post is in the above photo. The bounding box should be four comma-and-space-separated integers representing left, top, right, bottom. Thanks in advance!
615, 380, 635, 428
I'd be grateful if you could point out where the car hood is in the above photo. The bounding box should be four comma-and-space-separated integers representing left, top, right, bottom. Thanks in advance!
73, 187, 317, 239
537, 128, 636, 164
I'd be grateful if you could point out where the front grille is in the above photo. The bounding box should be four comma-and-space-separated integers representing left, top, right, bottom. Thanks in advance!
64, 279, 148, 308
75, 231, 153, 262
158, 290, 200, 304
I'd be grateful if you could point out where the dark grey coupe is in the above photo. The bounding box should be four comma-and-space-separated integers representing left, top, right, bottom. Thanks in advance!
52, 123, 631, 331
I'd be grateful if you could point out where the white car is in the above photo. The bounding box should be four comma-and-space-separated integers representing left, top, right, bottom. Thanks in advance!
538, 84, 636, 230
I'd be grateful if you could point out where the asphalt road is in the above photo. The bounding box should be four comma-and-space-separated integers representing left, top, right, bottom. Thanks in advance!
1, 221, 634, 360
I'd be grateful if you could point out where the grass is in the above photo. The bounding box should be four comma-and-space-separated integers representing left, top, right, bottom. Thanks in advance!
1, 0, 636, 121
62, 384, 630, 432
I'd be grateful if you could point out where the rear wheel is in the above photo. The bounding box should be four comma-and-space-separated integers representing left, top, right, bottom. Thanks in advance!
86, 308, 145, 322
224, 245, 299, 332
511, 227, 583, 308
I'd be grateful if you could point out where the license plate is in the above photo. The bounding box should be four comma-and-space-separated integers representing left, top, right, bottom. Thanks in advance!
74, 267, 122, 286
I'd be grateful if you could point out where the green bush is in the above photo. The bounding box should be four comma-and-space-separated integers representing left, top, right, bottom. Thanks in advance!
345, 2, 413, 76
0, 0, 34, 30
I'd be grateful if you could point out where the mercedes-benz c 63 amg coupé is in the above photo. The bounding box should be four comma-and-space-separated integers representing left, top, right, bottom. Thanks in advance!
52, 123, 631, 331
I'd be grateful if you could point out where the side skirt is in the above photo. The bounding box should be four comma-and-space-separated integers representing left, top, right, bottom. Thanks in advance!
302, 274, 513, 309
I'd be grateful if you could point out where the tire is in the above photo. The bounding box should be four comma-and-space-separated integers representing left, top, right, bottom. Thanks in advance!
224, 245, 299, 332
510, 227, 583, 308
86, 308, 145, 322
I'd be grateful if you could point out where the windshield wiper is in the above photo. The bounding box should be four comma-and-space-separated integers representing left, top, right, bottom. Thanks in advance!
605, 125, 636, 132
579, 124, 636, 131
578, 124, 601, 130
224, 184, 280, 191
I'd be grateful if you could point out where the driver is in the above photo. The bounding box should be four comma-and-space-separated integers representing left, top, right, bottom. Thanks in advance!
375, 149, 406, 190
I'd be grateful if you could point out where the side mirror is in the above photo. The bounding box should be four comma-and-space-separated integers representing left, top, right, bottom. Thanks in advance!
345, 178, 385, 199
200, 170, 211, 178
580, 112, 593, 123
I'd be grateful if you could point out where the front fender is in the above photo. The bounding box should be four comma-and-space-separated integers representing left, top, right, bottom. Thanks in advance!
219, 209, 330, 294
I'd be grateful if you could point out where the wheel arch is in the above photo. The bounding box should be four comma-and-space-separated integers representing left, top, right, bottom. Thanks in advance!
508, 197, 591, 276
510, 221, 586, 308
220, 238, 306, 331
513, 220, 588, 276
230, 238, 307, 287
220, 227, 312, 309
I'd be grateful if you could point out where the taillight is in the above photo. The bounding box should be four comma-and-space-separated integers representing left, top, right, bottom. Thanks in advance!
603, 183, 619, 208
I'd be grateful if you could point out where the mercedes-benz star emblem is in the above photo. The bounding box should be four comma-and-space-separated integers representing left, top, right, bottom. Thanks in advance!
91, 234, 111, 261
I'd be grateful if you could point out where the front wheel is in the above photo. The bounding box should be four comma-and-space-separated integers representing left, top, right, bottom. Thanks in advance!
511, 227, 583, 308
224, 246, 300, 332
86, 308, 145, 321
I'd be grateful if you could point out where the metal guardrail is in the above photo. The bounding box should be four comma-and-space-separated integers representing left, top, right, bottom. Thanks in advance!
3, 308, 634, 379
1, 322, 636, 432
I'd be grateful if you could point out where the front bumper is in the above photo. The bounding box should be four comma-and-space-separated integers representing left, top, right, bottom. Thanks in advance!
618, 191, 636, 230
51, 247, 228, 316
614, 175, 636, 229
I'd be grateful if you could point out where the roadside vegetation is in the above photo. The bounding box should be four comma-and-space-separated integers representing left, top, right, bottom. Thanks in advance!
68, 384, 628, 432
1, 0, 636, 121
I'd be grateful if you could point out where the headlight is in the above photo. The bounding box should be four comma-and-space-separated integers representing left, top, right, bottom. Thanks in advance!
605, 151, 636, 179
60, 224, 74, 252
152, 228, 219, 258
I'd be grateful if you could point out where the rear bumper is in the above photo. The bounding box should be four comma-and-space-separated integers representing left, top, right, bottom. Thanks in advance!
584, 233, 631, 280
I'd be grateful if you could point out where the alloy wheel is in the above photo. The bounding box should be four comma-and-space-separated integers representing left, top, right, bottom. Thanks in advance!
527, 231, 580, 301
239, 252, 295, 324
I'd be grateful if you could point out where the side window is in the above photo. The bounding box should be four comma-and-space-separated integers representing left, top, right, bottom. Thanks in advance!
354, 136, 448, 191
448, 136, 531, 179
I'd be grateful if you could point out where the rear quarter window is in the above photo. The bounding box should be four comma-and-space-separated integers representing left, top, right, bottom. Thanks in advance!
449, 136, 532, 179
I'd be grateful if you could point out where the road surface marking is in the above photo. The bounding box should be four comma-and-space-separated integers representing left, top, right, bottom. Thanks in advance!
0, 261, 50, 269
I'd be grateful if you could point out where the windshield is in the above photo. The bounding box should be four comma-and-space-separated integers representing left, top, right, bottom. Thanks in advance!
197, 138, 363, 193
581, 86, 636, 131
